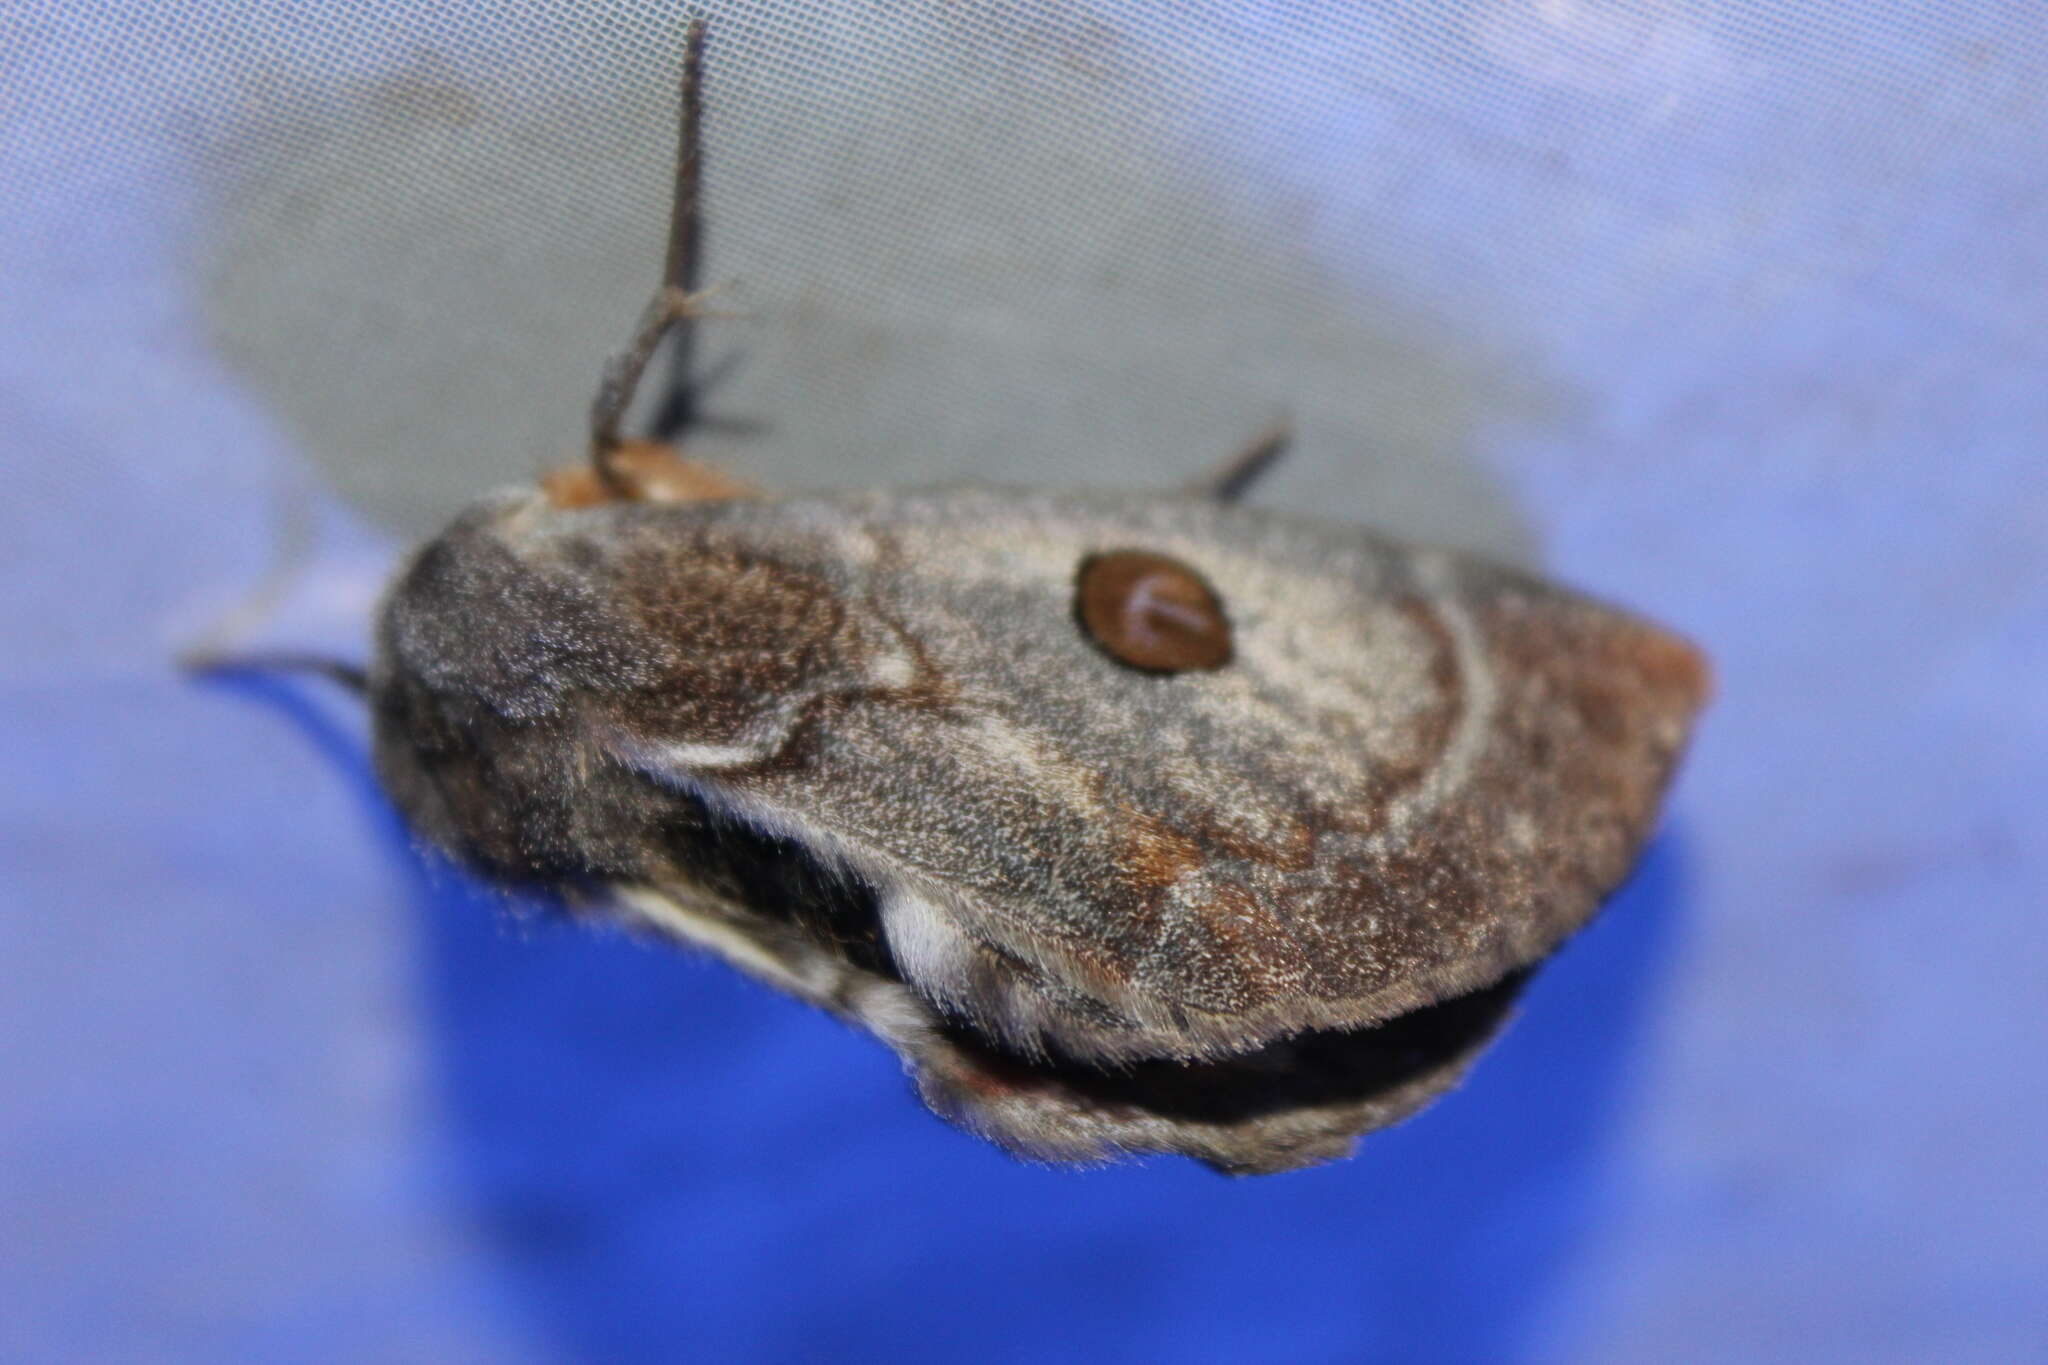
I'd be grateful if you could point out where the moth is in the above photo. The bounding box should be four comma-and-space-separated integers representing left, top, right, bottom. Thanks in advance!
360, 22, 1707, 1174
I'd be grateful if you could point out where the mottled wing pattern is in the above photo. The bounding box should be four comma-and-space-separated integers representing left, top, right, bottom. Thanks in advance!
554, 489, 1705, 1061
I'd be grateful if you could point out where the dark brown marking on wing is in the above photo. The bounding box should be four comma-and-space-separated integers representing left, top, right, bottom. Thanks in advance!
1076, 550, 1233, 673
1367, 595, 1467, 806
620, 546, 844, 692
1112, 806, 1208, 893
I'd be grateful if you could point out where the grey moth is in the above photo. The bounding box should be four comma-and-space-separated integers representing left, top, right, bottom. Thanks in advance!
364, 22, 1708, 1174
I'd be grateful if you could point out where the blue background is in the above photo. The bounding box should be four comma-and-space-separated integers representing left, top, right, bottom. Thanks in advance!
5, 2, 2045, 1361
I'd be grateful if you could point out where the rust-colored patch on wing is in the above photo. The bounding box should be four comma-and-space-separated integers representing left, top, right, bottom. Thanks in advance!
1501, 597, 1705, 768
1474, 589, 1709, 912
1114, 807, 1208, 893
1630, 623, 1714, 714
1192, 809, 1318, 874
1171, 880, 1313, 1014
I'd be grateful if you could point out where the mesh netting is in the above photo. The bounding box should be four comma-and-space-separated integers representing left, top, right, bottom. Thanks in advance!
6, 2, 2046, 1360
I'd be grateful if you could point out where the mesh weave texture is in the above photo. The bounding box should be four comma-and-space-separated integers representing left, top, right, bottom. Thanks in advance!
5, 3, 2045, 1362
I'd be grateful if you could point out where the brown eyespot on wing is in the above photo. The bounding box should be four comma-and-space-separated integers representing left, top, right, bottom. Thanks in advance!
1076, 549, 1233, 672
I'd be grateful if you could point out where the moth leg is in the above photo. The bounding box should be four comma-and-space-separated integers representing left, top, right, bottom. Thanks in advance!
175, 480, 371, 696
181, 650, 369, 696
1188, 421, 1291, 502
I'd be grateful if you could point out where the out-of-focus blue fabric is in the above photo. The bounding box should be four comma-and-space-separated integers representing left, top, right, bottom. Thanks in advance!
4, 2, 2044, 1362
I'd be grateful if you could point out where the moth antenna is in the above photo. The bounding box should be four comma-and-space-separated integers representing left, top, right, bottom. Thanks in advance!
1191, 421, 1292, 502
589, 15, 710, 492
658, 9, 708, 438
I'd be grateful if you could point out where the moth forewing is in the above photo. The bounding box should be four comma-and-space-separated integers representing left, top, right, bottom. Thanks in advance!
360, 22, 1708, 1174
373, 483, 1705, 1172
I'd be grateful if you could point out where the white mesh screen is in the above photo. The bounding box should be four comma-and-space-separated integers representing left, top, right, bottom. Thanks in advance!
7, 2, 2046, 1360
